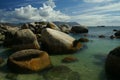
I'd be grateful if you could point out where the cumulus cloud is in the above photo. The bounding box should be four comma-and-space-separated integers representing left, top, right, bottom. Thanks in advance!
84, 0, 113, 3
0, 0, 70, 23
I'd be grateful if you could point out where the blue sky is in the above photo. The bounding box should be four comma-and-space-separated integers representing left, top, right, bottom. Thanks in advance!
0, 0, 120, 26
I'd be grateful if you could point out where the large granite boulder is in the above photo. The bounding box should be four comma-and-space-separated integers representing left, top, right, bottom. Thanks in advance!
41, 28, 82, 54
46, 22, 60, 31
71, 25, 88, 33
4, 27, 19, 46
105, 46, 120, 80
4, 29, 40, 50
7, 49, 52, 73
59, 24, 71, 33
114, 30, 120, 38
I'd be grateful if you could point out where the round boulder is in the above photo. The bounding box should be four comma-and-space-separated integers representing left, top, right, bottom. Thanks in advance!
105, 46, 120, 80
114, 30, 120, 38
71, 25, 88, 33
7, 49, 52, 73
41, 28, 82, 54
12, 29, 40, 50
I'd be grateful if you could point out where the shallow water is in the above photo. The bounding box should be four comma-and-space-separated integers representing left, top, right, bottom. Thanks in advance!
0, 27, 120, 80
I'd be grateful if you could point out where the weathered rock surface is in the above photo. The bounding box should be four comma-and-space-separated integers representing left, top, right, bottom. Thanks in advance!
4, 29, 40, 50
105, 46, 120, 80
41, 28, 82, 54
21, 22, 47, 34
71, 25, 88, 33
7, 49, 52, 73
46, 22, 60, 31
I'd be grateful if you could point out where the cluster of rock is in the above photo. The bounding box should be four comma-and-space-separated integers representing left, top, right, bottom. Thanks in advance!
0, 22, 84, 73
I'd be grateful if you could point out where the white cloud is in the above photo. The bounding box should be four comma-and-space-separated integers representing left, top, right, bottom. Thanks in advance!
84, 0, 113, 3
0, 0, 70, 23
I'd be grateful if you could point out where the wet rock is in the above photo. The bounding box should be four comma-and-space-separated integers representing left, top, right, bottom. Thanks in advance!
98, 35, 105, 38
105, 46, 120, 80
41, 28, 82, 54
113, 29, 117, 32
62, 56, 78, 63
7, 49, 52, 73
43, 65, 80, 80
71, 25, 88, 33
110, 35, 115, 39
78, 38, 89, 42
114, 30, 120, 38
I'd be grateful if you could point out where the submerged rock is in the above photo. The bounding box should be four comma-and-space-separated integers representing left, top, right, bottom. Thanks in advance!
71, 25, 88, 33
7, 49, 52, 73
98, 35, 105, 38
41, 28, 82, 54
43, 65, 80, 80
105, 46, 120, 80
62, 56, 78, 63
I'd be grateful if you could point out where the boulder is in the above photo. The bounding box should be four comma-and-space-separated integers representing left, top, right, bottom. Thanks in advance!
4, 27, 19, 46
78, 38, 89, 42
4, 29, 40, 50
71, 25, 88, 33
59, 24, 71, 33
98, 35, 105, 38
12, 29, 40, 50
7, 49, 52, 73
114, 30, 120, 38
46, 22, 60, 31
105, 46, 120, 80
41, 28, 82, 54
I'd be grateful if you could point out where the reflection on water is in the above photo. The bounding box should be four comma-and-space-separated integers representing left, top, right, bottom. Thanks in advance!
0, 27, 120, 80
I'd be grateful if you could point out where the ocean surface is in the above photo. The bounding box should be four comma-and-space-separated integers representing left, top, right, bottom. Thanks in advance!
0, 26, 120, 80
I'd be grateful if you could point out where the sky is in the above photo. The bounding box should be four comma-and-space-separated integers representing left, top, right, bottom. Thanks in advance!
0, 0, 120, 26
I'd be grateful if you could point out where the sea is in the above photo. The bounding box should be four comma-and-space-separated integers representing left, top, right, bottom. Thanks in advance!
0, 26, 120, 80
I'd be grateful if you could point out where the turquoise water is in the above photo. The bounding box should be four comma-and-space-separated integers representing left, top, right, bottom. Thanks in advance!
0, 27, 120, 80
